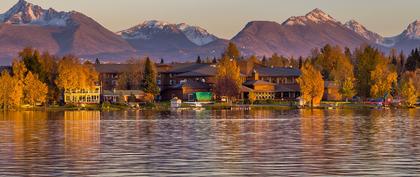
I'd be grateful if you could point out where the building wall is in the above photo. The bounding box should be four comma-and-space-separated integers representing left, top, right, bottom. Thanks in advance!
64, 86, 101, 104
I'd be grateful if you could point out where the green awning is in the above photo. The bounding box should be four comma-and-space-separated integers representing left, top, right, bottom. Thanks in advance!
194, 92, 212, 101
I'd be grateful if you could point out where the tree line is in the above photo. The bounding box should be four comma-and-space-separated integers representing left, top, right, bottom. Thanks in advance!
0, 48, 160, 109
213, 43, 419, 107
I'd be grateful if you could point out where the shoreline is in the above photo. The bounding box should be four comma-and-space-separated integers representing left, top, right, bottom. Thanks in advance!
2, 102, 418, 112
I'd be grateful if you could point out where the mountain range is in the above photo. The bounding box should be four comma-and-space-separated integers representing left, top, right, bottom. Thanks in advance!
0, 0, 419, 64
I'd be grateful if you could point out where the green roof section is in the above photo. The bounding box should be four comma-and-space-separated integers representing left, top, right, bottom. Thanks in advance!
193, 92, 212, 102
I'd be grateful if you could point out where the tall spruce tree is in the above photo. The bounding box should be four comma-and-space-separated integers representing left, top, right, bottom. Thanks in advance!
143, 58, 159, 96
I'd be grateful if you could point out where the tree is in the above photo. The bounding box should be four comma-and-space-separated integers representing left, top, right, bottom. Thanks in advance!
19, 48, 42, 75
23, 72, 48, 106
56, 56, 98, 91
117, 59, 145, 90
214, 56, 242, 101
248, 92, 256, 105
212, 57, 217, 64
0, 71, 23, 109
370, 62, 398, 98
297, 63, 324, 107
405, 48, 420, 71
267, 53, 290, 67
399, 72, 417, 107
196, 56, 202, 63
160, 58, 164, 64
224, 42, 240, 60
341, 77, 356, 102
143, 58, 159, 96
95, 58, 101, 64
298, 57, 303, 69
354, 45, 387, 98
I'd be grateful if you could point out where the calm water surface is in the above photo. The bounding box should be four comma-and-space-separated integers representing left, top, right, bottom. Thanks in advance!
0, 109, 419, 176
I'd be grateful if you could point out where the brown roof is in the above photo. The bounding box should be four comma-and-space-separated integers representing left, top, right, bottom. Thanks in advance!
171, 80, 211, 89
244, 80, 276, 86
275, 84, 300, 92
103, 90, 144, 96
254, 66, 301, 77
94, 64, 133, 73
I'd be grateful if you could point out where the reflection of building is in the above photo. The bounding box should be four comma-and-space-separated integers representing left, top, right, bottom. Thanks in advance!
64, 86, 101, 104
64, 111, 100, 160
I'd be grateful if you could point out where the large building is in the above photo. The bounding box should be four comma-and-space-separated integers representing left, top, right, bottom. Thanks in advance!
93, 62, 302, 101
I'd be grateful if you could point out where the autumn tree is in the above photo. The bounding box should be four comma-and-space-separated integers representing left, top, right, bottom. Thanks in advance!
248, 92, 256, 105
23, 72, 48, 106
0, 71, 23, 109
117, 59, 145, 90
370, 62, 398, 98
267, 53, 290, 67
224, 42, 240, 60
297, 63, 324, 107
143, 58, 159, 97
354, 45, 388, 98
56, 56, 98, 91
399, 72, 417, 107
215, 56, 242, 101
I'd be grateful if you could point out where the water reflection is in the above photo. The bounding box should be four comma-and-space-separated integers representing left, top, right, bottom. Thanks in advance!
0, 109, 419, 176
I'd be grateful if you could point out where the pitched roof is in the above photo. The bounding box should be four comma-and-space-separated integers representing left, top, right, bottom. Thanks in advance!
162, 63, 211, 73
94, 64, 133, 73
171, 80, 211, 89
103, 90, 145, 96
275, 84, 301, 92
241, 85, 254, 92
176, 65, 217, 77
244, 80, 276, 86
254, 66, 301, 77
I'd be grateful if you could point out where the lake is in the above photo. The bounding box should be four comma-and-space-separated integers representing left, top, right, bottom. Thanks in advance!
0, 109, 419, 176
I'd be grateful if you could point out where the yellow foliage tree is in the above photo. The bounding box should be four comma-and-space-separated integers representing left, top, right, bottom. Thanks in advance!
370, 63, 397, 98
23, 72, 48, 106
297, 63, 325, 107
399, 72, 417, 107
56, 56, 98, 91
214, 56, 242, 101
0, 71, 23, 109
248, 92, 256, 105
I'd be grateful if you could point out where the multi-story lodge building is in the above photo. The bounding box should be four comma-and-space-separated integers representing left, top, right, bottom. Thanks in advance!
93, 62, 302, 102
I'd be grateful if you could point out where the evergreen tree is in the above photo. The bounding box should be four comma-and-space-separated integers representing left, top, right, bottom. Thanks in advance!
298, 57, 303, 69
196, 56, 202, 63
261, 56, 267, 66
95, 58, 101, 64
143, 57, 159, 96
160, 58, 164, 64
212, 57, 217, 64
405, 48, 420, 71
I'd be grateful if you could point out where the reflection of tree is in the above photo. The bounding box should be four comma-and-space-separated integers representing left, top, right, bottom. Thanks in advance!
300, 109, 325, 171
64, 111, 100, 161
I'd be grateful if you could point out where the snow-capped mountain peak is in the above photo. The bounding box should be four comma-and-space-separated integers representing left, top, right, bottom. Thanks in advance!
305, 8, 337, 23
176, 23, 218, 46
402, 20, 420, 39
0, 0, 70, 26
118, 20, 218, 46
283, 8, 337, 26
345, 19, 383, 43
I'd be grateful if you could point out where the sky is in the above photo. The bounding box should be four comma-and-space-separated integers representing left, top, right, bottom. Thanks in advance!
1, 0, 419, 39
